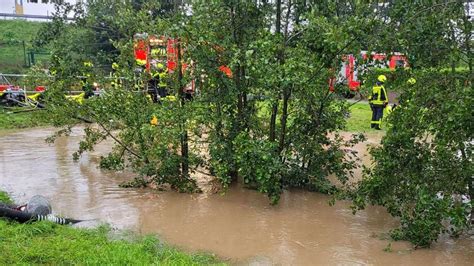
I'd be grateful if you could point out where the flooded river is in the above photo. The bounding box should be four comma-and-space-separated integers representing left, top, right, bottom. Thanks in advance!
1, 128, 473, 265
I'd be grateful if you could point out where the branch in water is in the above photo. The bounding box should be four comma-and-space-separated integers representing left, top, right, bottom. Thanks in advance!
96, 121, 142, 159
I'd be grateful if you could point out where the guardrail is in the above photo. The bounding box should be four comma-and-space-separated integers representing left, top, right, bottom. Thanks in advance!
0, 13, 74, 21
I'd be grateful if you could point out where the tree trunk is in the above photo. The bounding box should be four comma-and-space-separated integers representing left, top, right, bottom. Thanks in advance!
230, 3, 246, 182
278, 88, 291, 153
450, 25, 457, 73
269, 0, 282, 142
470, 176, 474, 224
269, 103, 278, 141
176, 39, 189, 177
460, 144, 474, 224
278, 0, 293, 153
276, 0, 281, 35
463, 10, 472, 74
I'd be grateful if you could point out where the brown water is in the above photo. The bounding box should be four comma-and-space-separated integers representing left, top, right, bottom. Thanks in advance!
1, 128, 473, 265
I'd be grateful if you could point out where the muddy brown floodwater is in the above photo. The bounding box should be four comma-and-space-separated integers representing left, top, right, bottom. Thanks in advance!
1, 128, 473, 265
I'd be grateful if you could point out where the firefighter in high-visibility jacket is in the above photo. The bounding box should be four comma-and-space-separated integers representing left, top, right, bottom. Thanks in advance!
368, 75, 388, 130
398, 77, 416, 107
81, 61, 95, 99
148, 68, 160, 103
111, 62, 121, 89
134, 58, 147, 91
157, 63, 168, 98
146, 63, 168, 103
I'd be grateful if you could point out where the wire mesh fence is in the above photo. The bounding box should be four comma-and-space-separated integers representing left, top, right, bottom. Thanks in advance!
0, 40, 50, 73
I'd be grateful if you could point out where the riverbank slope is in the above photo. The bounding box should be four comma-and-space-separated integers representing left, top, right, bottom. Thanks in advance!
0, 191, 222, 265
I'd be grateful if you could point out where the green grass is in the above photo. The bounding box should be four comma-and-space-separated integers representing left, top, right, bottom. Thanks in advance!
0, 19, 45, 73
0, 191, 223, 265
0, 100, 377, 132
345, 102, 388, 133
346, 102, 372, 132
0, 109, 50, 130
0, 191, 12, 204
255, 99, 385, 133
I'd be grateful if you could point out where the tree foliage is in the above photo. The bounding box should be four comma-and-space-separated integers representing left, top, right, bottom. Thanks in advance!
352, 70, 472, 247
37, 0, 473, 246
349, 0, 473, 247
39, 0, 368, 204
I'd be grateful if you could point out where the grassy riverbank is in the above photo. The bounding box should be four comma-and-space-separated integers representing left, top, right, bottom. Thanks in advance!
0, 101, 376, 133
346, 102, 374, 132
346, 102, 389, 133
0, 109, 49, 130
0, 191, 223, 265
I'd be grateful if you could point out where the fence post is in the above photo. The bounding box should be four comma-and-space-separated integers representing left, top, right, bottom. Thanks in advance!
30, 51, 35, 66
22, 41, 27, 67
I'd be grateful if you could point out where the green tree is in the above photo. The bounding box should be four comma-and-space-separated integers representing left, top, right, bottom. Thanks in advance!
181, 1, 368, 202
350, 0, 473, 247
41, 0, 377, 203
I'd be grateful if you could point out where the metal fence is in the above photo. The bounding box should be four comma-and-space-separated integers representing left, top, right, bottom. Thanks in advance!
0, 40, 50, 72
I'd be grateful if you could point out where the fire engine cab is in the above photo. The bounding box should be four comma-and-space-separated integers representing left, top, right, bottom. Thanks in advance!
330, 51, 408, 94
133, 34, 232, 95
134, 34, 180, 72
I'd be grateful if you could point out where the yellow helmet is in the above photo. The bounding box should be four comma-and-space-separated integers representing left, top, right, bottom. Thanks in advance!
83, 61, 93, 67
157, 63, 165, 70
165, 95, 177, 101
407, 77, 416, 85
112, 62, 119, 70
136, 59, 147, 66
377, 75, 387, 83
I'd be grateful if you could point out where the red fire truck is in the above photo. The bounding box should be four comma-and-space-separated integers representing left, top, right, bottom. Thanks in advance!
133, 34, 232, 95
330, 51, 408, 93
134, 34, 183, 72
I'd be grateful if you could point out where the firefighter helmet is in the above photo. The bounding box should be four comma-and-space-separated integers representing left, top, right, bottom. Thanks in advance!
407, 77, 416, 85
136, 59, 147, 66
377, 75, 387, 83
83, 61, 94, 68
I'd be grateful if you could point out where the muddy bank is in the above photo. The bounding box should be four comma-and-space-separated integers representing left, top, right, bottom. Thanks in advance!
0, 128, 473, 265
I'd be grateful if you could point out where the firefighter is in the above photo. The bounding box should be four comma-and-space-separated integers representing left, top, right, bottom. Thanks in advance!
134, 58, 147, 91
111, 62, 121, 88
398, 77, 416, 106
368, 74, 388, 130
157, 63, 168, 98
81, 61, 95, 99
148, 66, 160, 103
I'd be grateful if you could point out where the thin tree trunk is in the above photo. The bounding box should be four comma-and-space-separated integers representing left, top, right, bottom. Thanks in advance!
450, 25, 457, 73
278, 88, 291, 152
470, 175, 474, 224
176, 39, 189, 177
460, 7, 473, 223
276, 0, 281, 34
278, 0, 293, 153
269, 0, 282, 141
458, 143, 474, 224
463, 11, 472, 74
235, 64, 247, 132
230, 3, 245, 182
269, 103, 278, 141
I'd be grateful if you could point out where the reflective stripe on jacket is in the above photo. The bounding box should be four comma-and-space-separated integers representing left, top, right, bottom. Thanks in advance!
158, 72, 167, 88
369, 85, 388, 105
